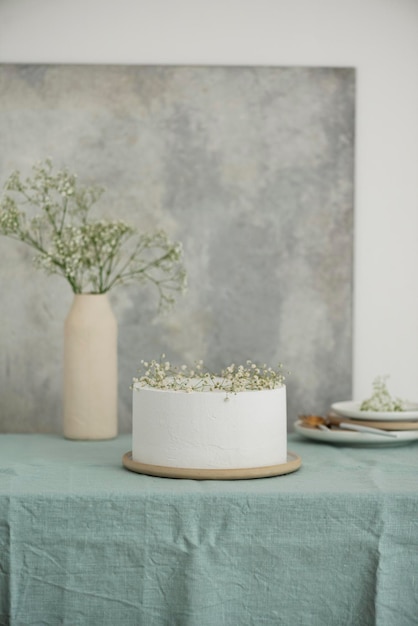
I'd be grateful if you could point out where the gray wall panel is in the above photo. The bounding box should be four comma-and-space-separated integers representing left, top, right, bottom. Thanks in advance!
0, 65, 355, 433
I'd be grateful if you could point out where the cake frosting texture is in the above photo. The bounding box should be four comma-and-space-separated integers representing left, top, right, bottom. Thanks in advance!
132, 384, 287, 469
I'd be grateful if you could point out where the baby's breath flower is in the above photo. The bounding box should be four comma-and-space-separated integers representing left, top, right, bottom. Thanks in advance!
0, 159, 186, 307
360, 376, 406, 412
133, 359, 286, 393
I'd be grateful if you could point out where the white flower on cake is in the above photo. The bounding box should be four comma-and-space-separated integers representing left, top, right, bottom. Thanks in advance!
360, 376, 406, 412
133, 357, 287, 394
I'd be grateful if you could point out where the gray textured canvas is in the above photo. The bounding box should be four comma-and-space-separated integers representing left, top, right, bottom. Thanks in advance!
0, 64, 355, 433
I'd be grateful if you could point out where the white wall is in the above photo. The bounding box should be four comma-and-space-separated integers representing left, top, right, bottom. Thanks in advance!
1, 0, 418, 402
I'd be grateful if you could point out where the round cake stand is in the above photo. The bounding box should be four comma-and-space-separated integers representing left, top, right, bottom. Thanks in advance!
122, 451, 302, 480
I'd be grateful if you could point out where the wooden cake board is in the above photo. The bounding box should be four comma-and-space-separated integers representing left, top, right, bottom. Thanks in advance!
122, 451, 302, 480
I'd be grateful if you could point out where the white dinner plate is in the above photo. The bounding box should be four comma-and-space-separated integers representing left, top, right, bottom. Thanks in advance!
294, 420, 418, 446
331, 400, 418, 422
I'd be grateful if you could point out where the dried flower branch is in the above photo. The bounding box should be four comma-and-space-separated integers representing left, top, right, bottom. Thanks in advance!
133, 357, 286, 393
0, 159, 187, 308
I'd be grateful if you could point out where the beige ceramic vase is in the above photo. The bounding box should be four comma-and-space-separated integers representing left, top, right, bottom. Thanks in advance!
63, 293, 118, 440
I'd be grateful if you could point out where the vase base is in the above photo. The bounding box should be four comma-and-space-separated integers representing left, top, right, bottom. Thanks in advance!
64, 433, 118, 441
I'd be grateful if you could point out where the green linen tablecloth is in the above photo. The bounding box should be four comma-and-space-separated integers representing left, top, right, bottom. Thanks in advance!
0, 434, 417, 626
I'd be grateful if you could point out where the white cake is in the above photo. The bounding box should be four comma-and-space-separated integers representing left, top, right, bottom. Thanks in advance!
132, 383, 287, 469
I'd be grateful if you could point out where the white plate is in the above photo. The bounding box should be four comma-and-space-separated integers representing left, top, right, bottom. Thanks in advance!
294, 421, 418, 446
331, 400, 418, 421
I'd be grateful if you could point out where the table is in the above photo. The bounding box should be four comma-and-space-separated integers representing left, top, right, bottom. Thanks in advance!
1, 434, 417, 626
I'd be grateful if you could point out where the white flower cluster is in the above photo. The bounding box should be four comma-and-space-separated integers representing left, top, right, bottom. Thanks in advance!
0, 159, 186, 305
360, 376, 406, 412
0, 197, 21, 234
133, 357, 286, 393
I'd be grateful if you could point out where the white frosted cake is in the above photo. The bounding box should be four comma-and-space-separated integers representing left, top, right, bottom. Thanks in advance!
132, 384, 287, 470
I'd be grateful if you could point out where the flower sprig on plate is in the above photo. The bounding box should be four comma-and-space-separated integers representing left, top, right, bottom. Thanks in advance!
360, 375, 406, 412
0, 159, 187, 308
133, 357, 286, 393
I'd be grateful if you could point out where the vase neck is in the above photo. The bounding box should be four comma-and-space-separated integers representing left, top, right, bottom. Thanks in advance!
70, 292, 113, 315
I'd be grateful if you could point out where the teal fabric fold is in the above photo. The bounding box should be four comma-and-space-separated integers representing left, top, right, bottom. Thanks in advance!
0, 434, 417, 625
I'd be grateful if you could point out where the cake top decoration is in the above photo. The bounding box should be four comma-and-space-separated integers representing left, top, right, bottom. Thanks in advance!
133, 357, 287, 393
